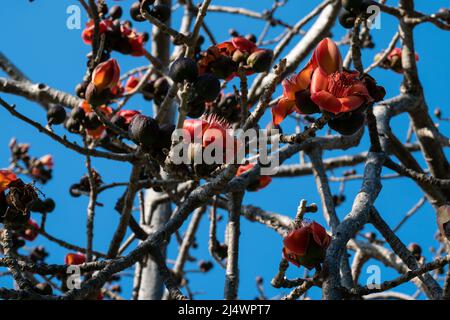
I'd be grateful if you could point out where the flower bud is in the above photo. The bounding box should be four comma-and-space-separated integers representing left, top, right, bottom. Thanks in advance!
130, 1, 145, 22
247, 49, 273, 73
70, 106, 86, 122
47, 106, 67, 125
65, 252, 86, 265
283, 221, 331, 269
169, 57, 198, 83
91, 59, 120, 92
43, 198, 55, 213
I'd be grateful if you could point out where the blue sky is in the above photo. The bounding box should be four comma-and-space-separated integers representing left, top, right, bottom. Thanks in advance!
0, 0, 449, 299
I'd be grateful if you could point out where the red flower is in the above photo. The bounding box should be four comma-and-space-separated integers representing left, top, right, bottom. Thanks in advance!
383, 48, 419, 74
82, 19, 113, 45
282, 221, 331, 269
310, 68, 372, 114
0, 170, 18, 193
125, 76, 140, 92
91, 59, 121, 92
183, 116, 236, 162
272, 37, 374, 124
236, 163, 272, 191
116, 110, 141, 125
23, 219, 39, 241
65, 253, 86, 265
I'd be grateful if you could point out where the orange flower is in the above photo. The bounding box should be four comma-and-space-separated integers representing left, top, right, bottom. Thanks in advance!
91, 59, 121, 92
0, 170, 18, 193
65, 253, 86, 265
81, 101, 113, 139
125, 76, 140, 92
81, 19, 113, 45
283, 221, 331, 269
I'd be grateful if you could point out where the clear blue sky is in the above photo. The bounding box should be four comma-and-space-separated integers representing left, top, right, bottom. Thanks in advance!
0, 0, 449, 299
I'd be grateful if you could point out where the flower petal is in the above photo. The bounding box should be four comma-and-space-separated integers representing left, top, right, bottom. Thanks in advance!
310, 91, 342, 114
0, 170, 18, 193
231, 37, 257, 53
310, 68, 329, 94
283, 227, 311, 256
338, 96, 365, 113
314, 37, 342, 74
272, 98, 296, 125
310, 222, 331, 248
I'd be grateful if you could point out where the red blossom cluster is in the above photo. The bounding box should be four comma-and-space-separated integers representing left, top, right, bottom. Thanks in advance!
273, 38, 386, 135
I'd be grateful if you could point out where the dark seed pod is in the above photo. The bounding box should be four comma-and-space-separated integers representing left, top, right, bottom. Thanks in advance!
149, 4, 171, 22
110, 115, 128, 131
187, 101, 206, 118
339, 9, 357, 29
109, 5, 123, 20
69, 184, 82, 197
247, 49, 274, 73
42, 198, 55, 213
70, 106, 86, 122
84, 112, 102, 130
47, 105, 66, 125
34, 282, 53, 296
169, 57, 198, 83
328, 111, 365, 136
128, 114, 160, 148
65, 117, 81, 134
130, 1, 145, 22
29, 199, 46, 213
193, 73, 221, 102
